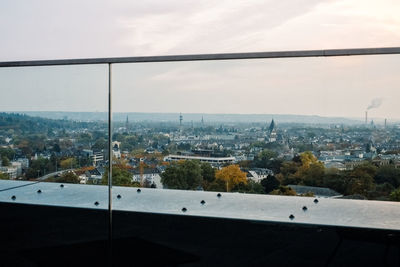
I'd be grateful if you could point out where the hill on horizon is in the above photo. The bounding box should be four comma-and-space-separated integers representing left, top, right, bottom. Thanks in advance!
15, 111, 366, 125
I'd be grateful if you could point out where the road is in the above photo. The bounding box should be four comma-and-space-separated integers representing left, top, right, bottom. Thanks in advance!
37, 169, 74, 181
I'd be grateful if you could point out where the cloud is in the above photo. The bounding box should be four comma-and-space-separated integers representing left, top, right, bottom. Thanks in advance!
0, 0, 399, 60
117, 0, 326, 55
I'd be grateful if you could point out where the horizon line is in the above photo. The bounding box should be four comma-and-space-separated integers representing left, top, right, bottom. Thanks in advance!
2, 110, 400, 122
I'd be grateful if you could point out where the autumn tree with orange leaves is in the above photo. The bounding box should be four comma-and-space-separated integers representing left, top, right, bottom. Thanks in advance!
215, 165, 247, 192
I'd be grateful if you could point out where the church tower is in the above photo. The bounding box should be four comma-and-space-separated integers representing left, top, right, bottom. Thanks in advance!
268, 119, 277, 142
125, 115, 129, 131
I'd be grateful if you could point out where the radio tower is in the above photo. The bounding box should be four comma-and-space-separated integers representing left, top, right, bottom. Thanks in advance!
179, 113, 183, 126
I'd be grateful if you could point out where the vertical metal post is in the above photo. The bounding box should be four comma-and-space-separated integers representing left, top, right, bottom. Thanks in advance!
108, 63, 113, 264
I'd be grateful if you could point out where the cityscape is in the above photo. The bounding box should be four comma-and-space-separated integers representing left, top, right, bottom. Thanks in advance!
1, 110, 400, 201
1, 0, 400, 265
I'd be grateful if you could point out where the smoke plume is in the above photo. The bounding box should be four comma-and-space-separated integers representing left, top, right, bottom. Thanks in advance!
367, 98, 383, 110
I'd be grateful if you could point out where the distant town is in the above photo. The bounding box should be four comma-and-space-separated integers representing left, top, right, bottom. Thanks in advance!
1, 111, 400, 201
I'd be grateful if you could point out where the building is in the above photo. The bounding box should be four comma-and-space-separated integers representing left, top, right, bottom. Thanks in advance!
112, 149, 121, 159
112, 141, 121, 159
85, 167, 104, 184
11, 161, 22, 176
16, 158, 29, 169
131, 168, 163, 188
0, 166, 18, 179
91, 151, 104, 166
247, 168, 273, 183
164, 154, 235, 166
268, 119, 277, 142
125, 115, 129, 131
81, 149, 94, 157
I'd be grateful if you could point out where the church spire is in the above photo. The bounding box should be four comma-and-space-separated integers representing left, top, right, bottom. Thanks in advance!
125, 115, 129, 130
269, 119, 275, 132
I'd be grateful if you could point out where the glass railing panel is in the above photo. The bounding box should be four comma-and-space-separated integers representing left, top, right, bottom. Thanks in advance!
0, 64, 110, 260
110, 55, 400, 232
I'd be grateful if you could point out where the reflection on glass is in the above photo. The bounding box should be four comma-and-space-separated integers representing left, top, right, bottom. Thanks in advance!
0, 65, 108, 188
111, 55, 400, 202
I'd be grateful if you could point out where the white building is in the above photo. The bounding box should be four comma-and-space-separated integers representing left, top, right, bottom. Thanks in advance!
164, 154, 235, 166
112, 149, 121, 159
247, 168, 273, 183
131, 169, 163, 188
79, 174, 88, 184
11, 161, 22, 177
16, 158, 29, 169
91, 152, 104, 166
0, 166, 18, 179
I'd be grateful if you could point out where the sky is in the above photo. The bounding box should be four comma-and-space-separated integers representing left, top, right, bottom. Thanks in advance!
0, 0, 399, 120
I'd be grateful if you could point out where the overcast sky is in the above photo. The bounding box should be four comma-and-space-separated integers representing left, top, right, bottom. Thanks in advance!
0, 0, 399, 120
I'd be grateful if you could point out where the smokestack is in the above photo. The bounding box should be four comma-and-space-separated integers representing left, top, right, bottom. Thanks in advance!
365, 111, 368, 124
385, 118, 387, 128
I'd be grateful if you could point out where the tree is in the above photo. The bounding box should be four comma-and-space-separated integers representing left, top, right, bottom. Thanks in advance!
92, 138, 107, 151
0, 172, 8, 180
300, 191, 315, 197
215, 165, 247, 192
280, 151, 325, 186
102, 165, 135, 187
161, 160, 203, 190
26, 157, 50, 179
238, 160, 251, 168
0, 147, 15, 162
301, 163, 325, 187
233, 180, 265, 194
1, 156, 10, 167
270, 185, 296, 196
207, 179, 226, 192
200, 162, 215, 182
261, 175, 280, 193
278, 161, 300, 185
368, 182, 395, 200
323, 169, 347, 194
53, 143, 61, 153
375, 165, 400, 188
299, 151, 318, 168
200, 162, 216, 190
346, 164, 376, 196
254, 149, 278, 168
267, 158, 284, 174
60, 158, 77, 169
58, 172, 79, 184
177, 143, 191, 151
389, 187, 400, 201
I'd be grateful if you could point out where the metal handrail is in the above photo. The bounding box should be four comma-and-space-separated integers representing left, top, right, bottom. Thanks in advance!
1, 47, 400, 67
